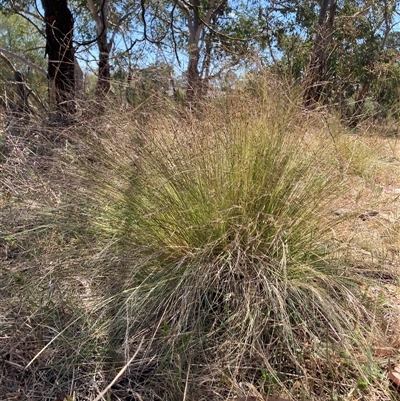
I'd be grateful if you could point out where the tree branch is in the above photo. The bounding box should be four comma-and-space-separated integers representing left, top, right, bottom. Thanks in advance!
173, 0, 193, 31
0, 48, 47, 76
210, 0, 227, 21
86, 0, 101, 26
109, 7, 139, 48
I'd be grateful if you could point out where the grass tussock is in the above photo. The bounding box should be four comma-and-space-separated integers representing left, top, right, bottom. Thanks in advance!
81, 79, 392, 400
1, 76, 398, 401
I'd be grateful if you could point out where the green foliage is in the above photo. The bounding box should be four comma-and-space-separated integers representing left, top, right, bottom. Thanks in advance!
1, 0, 400, 120
275, 32, 312, 79
266, 0, 400, 123
217, 4, 268, 60
0, 12, 46, 72
371, 52, 400, 118
0, 12, 47, 105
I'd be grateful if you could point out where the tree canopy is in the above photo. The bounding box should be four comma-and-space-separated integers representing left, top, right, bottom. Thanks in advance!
0, 0, 400, 121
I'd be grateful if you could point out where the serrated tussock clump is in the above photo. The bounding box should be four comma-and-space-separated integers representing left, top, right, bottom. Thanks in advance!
90, 80, 380, 400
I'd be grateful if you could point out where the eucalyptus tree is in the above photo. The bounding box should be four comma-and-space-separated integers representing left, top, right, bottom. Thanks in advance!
71, 0, 142, 96
167, 0, 231, 101
142, 0, 269, 102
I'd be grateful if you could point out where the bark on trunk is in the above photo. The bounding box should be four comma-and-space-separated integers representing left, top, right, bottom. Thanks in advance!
96, 42, 111, 95
42, 0, 75, 113
87, 0, 111, 96
186, 47, 202, 103
184, 0, 204, 104
174, 0, 227, 106
96, 0, 111, 95
303, 0, 337, 107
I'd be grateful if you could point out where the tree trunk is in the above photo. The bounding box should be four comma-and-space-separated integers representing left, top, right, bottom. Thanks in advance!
96, 40, 111, 95
42, 0, 75, 114
184, 0, 204, 104
174, 0, 227, 106
87, 0, 111, 96
186, 47, 202, 103
303, 0, 337, 107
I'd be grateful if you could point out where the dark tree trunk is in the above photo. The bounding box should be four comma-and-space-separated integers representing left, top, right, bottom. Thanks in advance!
303, 0, 337, 107
96, 42, 111, 95
184, 0, 204, 105
186, 47, 202, 103
42, 0, 75, 113
94, 1, 111, 96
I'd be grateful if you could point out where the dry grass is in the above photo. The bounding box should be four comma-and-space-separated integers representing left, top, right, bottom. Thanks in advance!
1, 77, 400, 401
